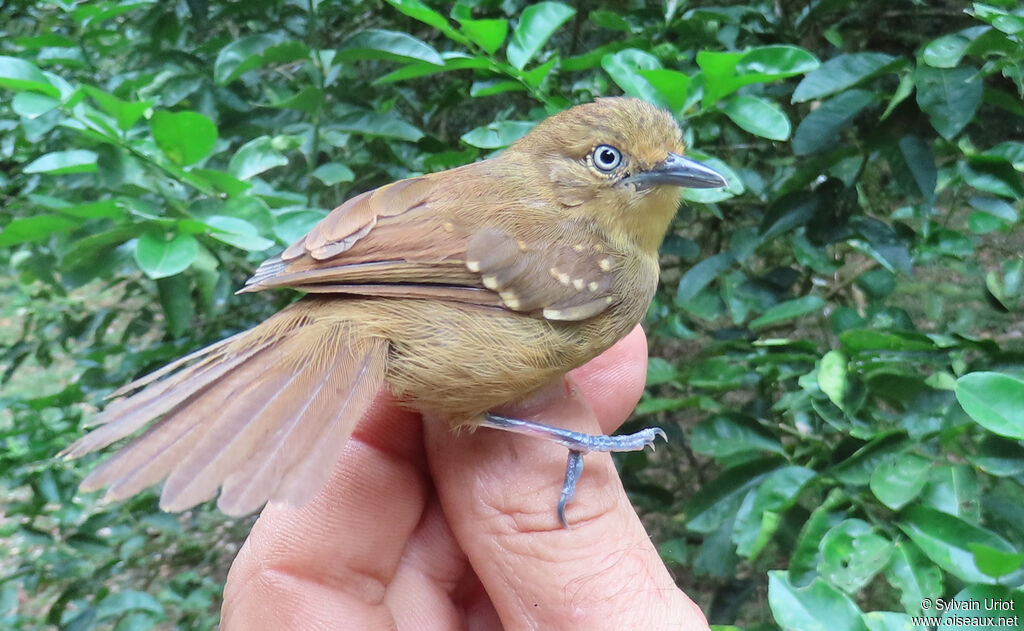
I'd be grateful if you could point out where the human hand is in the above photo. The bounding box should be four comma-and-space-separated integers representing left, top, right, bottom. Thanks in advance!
222, 326, 709, 630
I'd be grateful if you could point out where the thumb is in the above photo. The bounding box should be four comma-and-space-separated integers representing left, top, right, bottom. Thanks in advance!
425, 326, 709, 630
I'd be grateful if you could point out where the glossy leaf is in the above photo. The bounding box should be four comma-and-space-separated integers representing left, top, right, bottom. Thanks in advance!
312, 162, 355, 185
0, 214, 81, 247
24, 149, 98, 174
869, 454, 930, 509
334, 109, 424, 142
151, 111, 217, 166
721, 95, 791, 140
506, 2, 576, 70
214, 35, 309, 85
337, 29, 444, 66
0, 55, 59, 96
793, 90, 876, 155
885, 541, 943, 615
458, 18, 508, 55
898, 505, 1015, 584
227, 137, 288, 181
914, 65, 983, 140
768, 572, 868, 631
792, 52, 900, 102
956, 372, 1024, 440
819, 519, 894, 593
691, 414, 785, 457
461, 121, 535, 149
201, 216, 274, 252
134, 231, 199, 279
601, 49, 664, 107
750, 296, 825, 330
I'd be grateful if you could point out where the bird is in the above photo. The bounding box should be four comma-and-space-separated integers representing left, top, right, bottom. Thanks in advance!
61, 97, 728, 526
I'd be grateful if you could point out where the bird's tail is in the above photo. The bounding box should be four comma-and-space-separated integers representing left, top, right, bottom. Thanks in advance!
61, 299, 387, 516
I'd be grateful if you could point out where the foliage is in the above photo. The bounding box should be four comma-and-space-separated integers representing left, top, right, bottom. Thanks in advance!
1, 0, 1023, 629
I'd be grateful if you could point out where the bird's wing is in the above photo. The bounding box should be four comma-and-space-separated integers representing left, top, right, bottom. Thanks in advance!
240, 171, 622, 321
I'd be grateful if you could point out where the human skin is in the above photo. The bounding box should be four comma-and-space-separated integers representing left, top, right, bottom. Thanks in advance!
221, 326, 710, 630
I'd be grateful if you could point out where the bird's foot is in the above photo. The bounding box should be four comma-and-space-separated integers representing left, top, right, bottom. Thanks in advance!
479, 413, 668, 527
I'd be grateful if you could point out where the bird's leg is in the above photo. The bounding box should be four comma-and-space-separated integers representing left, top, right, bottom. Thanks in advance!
479, 412, 667, 526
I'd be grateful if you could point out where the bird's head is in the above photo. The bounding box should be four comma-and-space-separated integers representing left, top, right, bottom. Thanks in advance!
508, 97, 727, 253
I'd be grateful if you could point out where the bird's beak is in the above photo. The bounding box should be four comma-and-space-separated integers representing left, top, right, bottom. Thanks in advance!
625, 153, 728, 189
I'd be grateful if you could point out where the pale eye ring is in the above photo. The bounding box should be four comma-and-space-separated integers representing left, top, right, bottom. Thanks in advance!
592, 144, 622, 172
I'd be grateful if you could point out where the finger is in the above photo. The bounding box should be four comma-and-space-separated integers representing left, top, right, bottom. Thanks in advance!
568, 324, 649, 431
426, 326, 709, 630
222, 397, 428, 630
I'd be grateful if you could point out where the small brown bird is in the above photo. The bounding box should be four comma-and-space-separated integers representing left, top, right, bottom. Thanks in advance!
62, 97, 727, 526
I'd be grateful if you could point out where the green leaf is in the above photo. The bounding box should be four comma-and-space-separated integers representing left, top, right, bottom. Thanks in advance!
677, 252, 734, 303
699, 45, 819, 105
312, 162, 355, 185
214, 35, 309, 85
506, 2, 576, 70
337, 29, 444, 66
691, 414, 785, 457
939, 586, 1023, 630
750, 296, 825, 330
458, 18, 508, 55
686, 458, 783, 533
200, 216, 274, 252
792, 89, 876, 155
831, 432, 910, 485
0, 214, 81, 247
228, 137, 288, 180
155, 273, 191, 339
961, 160, 1024, 199
896, 135, 937, 201
839, 329, 936, 353
333, 109, 424, 142
134, 231, 199, 279
869, 454, 930, 509
983, 141, 1024, 171
819, 519, 894, 593
921, 464, 980, 523
637, 69, 691, 112
150, 111, 217, 166
12, 91, 59, 118
817, 350, 849, 410
461, 120, 536, 149
274, 210, 327, 245
914, 65, 983, 140
922, 34, 971, 68
84, 86, 152, 130
96, 590, 163, 619
383, 0, 467, 44
792, 52, 900, 102
646, 357, 676, 386
268, 85, 324, 115
721, 95, 791, 140
956, 372, 1024, 440
601, 49, 664, 107
885, 541, 943, 615
374, 54, 491, 85
0, 55, 59, 96
967, 543, 1024, 578
969, 435, 1024, 477
733, 466, 816, 558
470, 79, 526, 97
898, 505, 1015, 584
24, 149, 99, 175
768, 572, 868, 631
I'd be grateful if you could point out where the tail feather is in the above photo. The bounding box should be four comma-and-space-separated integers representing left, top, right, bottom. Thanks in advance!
66, 301, 388, 516
218, 341, 385, 514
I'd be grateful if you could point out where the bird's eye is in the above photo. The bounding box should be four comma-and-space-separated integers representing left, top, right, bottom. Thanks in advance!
592, 144, 622, 172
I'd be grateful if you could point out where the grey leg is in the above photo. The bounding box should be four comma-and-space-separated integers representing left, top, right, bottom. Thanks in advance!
480, 413, 667, 526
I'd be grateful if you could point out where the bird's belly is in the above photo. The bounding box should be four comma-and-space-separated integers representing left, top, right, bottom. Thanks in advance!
362, 299, 622, 424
